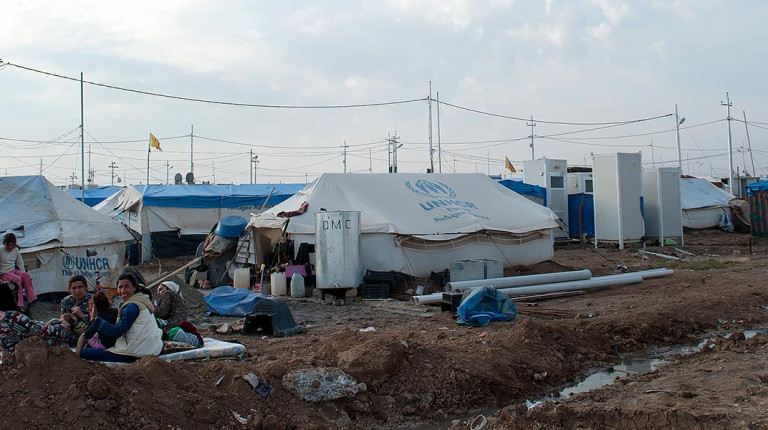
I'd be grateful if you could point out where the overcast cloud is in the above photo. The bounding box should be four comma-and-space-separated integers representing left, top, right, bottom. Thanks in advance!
1, 0, 767, 185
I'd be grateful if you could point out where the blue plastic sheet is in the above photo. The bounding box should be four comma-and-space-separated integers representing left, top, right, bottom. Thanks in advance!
497, 179, 547, 205
457, 285, 517, 327
204, 286, 269, 316
132, 183, 306, 208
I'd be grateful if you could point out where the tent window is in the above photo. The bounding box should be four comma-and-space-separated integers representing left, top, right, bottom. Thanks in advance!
550, 176, 564, 189
585, 180, 594, 193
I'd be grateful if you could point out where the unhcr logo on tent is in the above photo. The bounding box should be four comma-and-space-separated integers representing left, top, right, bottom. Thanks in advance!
406, 179, 489, 222
404, 180, 457, 198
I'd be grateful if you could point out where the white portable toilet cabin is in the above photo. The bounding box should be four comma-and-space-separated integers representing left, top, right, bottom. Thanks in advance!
524, 158, 568, 241
592, 153, 644, 249
567, 172, 594, 195
642, 167, 683, 246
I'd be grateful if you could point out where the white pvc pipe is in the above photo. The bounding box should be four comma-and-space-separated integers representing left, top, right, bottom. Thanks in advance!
448, 269, 593, 292
498, 274, 644, 297
412, 269, 674, 305
411, 293, 442, 305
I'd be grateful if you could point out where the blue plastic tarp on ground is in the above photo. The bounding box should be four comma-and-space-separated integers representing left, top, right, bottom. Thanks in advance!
204, 286, 269, 316
457, 285, 518, 327
568, 193, 595, 237
132, 183, 306, 208
497, 179, 547, 206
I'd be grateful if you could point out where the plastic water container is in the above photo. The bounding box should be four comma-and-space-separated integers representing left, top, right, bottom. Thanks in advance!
270, 272, 287, 296
290, 270, 306, 298
233, 268, 251, 289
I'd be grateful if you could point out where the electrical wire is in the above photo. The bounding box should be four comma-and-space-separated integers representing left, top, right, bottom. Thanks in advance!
436, 99, 673, 125
3, 61, 427, 109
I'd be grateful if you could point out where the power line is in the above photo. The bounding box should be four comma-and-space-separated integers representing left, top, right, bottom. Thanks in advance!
437, 99, 674, 125
3, 61, 427, 109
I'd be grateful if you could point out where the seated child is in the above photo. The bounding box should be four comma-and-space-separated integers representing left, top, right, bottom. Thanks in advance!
76, 292, 118, 353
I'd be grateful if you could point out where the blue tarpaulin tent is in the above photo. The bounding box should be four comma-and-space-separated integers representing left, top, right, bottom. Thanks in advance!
68, 186, 122, 207
95, 183, 305, 259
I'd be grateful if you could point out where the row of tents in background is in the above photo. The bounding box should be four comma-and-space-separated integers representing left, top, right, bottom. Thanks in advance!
1, 154, 765, 297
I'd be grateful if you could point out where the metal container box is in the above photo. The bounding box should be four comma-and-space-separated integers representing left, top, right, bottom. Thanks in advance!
642, 167, 683, 245
567, 172, 594, 195
477, 258, 503, 279
524, 158, 569, 241
314, 211, 362, 289
593, 153, 644, 249
450, 260, 485, 282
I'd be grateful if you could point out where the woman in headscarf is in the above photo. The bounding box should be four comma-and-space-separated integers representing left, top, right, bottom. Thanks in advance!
79, 272, 162, 363
154, 281, 188, 327
59, 275, 93, 334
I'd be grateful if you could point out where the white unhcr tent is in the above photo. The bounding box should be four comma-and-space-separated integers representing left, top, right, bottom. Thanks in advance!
681, 177, 736, 229
249, 173, 559, 277
0, 176, 133, 295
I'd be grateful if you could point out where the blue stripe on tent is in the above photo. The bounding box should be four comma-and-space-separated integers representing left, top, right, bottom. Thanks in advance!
132, 183, 306, 208
68, 186, 123, 207
497, 179, 547, 206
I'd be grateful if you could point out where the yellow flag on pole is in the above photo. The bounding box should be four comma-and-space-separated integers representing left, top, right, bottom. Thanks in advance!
505, 156, 516, 173
149, 133, 162, 152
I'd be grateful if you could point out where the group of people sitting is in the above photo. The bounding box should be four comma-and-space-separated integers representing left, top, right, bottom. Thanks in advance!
0, 271, 202, 363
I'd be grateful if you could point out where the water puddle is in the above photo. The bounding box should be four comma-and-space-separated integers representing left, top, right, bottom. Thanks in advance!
406, 327, 768, 429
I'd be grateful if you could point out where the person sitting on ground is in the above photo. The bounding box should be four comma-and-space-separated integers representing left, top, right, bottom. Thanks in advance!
79, 272, 162, 363
0, 283, 70, 354
60, 275, 93, 335
76, 291, 118, 354
0, 233, 37, 309
154, 281, 188, 327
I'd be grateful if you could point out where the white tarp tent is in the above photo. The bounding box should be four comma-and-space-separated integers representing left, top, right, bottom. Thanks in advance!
249, 173, 559, 277
0, 176, 133, 295
680, 177, 736, 229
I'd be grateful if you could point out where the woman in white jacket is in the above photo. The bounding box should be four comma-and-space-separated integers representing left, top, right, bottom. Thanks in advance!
79, 272, 162, 363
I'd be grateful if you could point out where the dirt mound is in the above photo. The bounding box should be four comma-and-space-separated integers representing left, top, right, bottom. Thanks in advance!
0, 338, 257, 429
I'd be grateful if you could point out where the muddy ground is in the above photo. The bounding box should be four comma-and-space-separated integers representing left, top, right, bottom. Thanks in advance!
2, 229, 768, 429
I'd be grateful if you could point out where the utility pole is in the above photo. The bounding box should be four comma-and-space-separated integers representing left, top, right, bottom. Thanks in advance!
675, 104, 684, 172
527, 116, 536, 160
436, 91, 442, 173
39, 159, 42, 176
369, 148, 372, 173
743, 111, 756, 178
80, 72, 85, 201
721, 93, 734, 195
386, 132, 401, 173
342, 140, 349, 173
212, 161, 216, 184
252, 154, 259, 184
190, 125, 194, 176
428, 81, 434, 173
166, 161, 172, 184
650, 139, 655, 165
250, 149, 254, 183
87, 145, 92, 185
109, 161, 118, 186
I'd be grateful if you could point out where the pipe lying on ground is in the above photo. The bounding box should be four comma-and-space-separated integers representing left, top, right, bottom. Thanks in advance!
411, 293, 442, 305
447, 269, 592, 292
497, 274, 644, 298
411, 269, 674, 305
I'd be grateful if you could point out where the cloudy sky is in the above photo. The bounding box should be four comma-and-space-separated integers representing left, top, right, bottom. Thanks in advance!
1, 0, 767, 187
